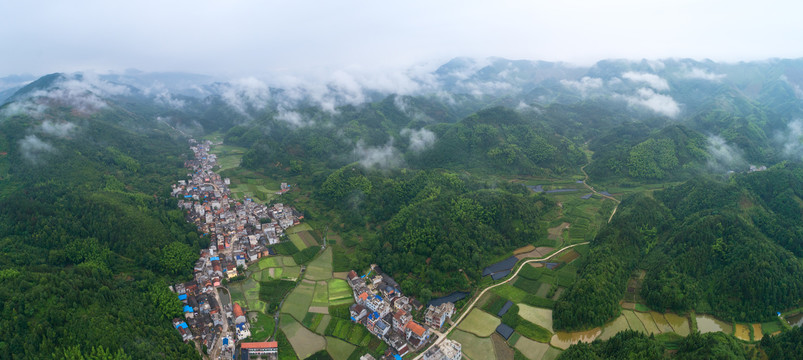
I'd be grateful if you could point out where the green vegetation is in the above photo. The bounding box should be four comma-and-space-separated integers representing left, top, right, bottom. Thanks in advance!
0, 104, 201, 358
258, 279, 297, 314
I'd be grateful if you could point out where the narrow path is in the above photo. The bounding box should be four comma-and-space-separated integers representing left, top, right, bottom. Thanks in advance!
579, 163, 620, 223
413, 242, 589, 360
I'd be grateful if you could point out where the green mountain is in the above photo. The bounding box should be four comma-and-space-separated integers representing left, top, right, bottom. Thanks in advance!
0, 81, 201, 359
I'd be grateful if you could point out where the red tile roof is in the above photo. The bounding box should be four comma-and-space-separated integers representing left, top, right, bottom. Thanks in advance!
405, 320, 426, 337
240, 341, 278, 349
233, 303, 245, 317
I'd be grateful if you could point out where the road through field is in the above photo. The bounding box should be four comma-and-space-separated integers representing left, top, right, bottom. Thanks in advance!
579, 163, 620, 223
413, 242, 589, 359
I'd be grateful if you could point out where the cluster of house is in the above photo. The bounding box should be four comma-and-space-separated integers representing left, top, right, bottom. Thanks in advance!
346, 265, 461, 359
169, 139, 302, 358
172, 282, 225, 352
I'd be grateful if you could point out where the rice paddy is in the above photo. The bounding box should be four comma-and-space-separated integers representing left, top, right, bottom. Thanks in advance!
733, 324, 751, 341
280, 314, 326, 359
325, 336, 356, 360
328, 279, 354, 306
517, 304, 553, 332
305, 247, 333, 281
696, 315, 732, 334
598, 315, 630, 341
281, 280, 315, 320
449, 329, 496, 360
549, 328, 601, 350
514, 336, 551, 360
288, 232, 308, 250
311, 281, 330, 307
458, 309, 501, 337
635, 311, 660, 334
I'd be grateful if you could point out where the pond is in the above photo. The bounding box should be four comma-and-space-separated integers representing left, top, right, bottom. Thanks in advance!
786, 313, 803, 327
696, 314, 732, 334
218, 287, 231, 307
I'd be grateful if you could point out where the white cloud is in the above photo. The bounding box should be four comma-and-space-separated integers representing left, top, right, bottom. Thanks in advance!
401, 128, 436, 152
18, 134, 53, 163
683, 67, 726, 81
218, 77, 271, 115
39, 120, 75, 137
619, 87, 680, 117
275, 107, 310, 128
776, 119, 803, 159
154, 91, 185, 109
780, 75, 803, 99
353, 140, 402, 169
622, 72, 669, 91
706, 135, 745, 172
560, 76, 603, 95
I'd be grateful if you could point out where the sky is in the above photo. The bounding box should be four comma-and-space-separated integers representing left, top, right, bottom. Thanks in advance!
2, 0, 803, 78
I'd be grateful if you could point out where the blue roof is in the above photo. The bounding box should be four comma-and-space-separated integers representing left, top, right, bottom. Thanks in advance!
178, 294, 187, 300
184, 195, 192, 198
183, 305, 194, 313
175, 322, 188, 329
222, 338, 229, 345
394, 355, 402, 360
210, 256, 220, 261
375, 295, 383, 301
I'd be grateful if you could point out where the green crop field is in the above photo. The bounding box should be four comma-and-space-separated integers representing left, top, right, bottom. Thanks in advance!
249, 311, 276, 341
325, 336, 356, 360
312, 281, 330, 307
287, 223, 313, 234
449, 329, 496, 360
282, 281, 315, 320
457, 309, 501, 337
306, 247, 334, 281
514, 336, 551, 360
289, 232, 308, 250
328, 279, 353, 306
280, 314, 326, 359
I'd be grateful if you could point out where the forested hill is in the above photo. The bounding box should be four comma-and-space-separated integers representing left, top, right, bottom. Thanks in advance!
554, 163, 803, 331
0, 84, 201, 358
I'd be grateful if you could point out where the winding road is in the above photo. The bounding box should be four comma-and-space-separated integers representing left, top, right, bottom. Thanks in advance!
413, 242, 590, 360
579, 163, 620, 223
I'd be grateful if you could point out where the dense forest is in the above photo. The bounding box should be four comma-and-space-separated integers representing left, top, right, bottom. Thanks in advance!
0, 102, 201, 358
555, 164, 803, 330
559, 326, 803, 359
317, 164, 554, 299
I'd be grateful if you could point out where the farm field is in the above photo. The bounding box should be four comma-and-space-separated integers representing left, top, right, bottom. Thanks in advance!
287, 223, 313, 234
635, 311, 660, 334
549, 328, 601, 350
623, 310, 647, 333
598, 315, 630, 341
514, 336, 551, 360
664, 313, 690, 336
305, 247, 334, 281
542, 347, 563, 360
248, 312, 275, 341
733, 324, 751, 341
288, 232, 308, 250
650, 312, 675, 333
696, 314, 732, 334
282, 280, 315, 320
325, 336, 356, 360
311, 281, 329, 307
517, 304, 553, 332
449, 329, 496, 360
229, 277, 264, 312
280, 314, 326, 359
457, 309, 501, 337
491, 334, 514, 360
328, 279, 353, 306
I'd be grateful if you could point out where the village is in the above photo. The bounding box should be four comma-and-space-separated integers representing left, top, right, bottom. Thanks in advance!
346, 265, 462, 360
170, 139, 301, 359
168, 139, 463, 360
